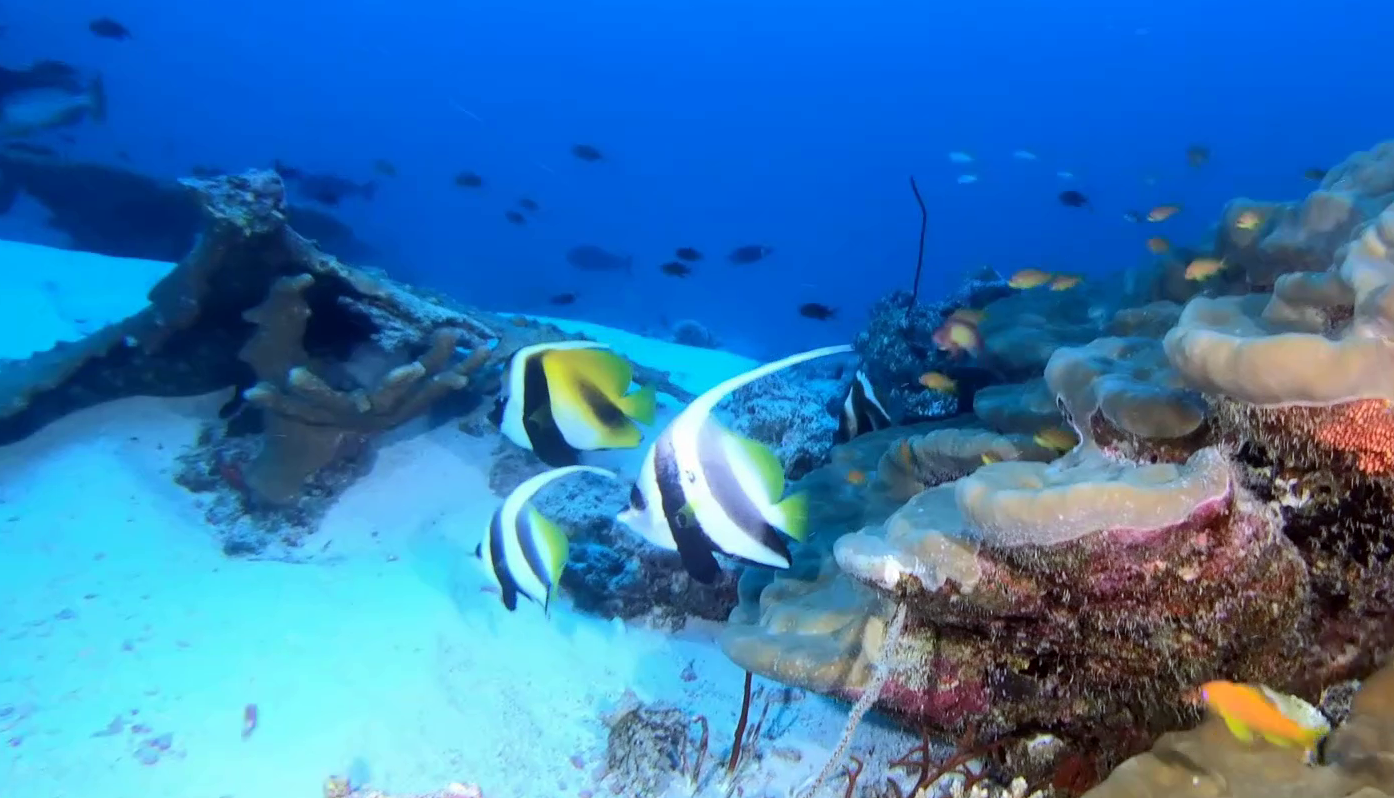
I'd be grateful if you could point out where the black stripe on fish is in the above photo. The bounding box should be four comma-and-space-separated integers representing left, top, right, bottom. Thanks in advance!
487, 507, 521, 611
654, 433, 720, 584
577, 379, 629, 431
515, 507, 552, 610
696, 420, 790, 566
521, 351, 579, 467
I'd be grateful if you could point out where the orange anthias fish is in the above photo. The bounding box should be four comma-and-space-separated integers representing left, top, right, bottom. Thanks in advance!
1148, 204, 1182, 222
1186, 257, 1226, 281
1201, 680, 1326, 751
949, 307, 986, 324
919, 371, 957, 392
1146, 237, 1171, 254
1234, 210, 1263, 231
932, 318, 983, 358
845, 469, 868, 486
1049, 274, 1081, 291
1034, 428, 1078, 451
1008, 268, 1053, 289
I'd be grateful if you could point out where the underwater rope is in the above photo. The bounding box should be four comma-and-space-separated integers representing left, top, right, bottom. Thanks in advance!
797, 601, 910, 798
908, 177, 928, 307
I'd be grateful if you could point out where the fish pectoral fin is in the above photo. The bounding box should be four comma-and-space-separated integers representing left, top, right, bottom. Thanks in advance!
524, 505, 570, 586
771, 491, 809, 542
724, 429, 787, 501
617, 383, 657, 426
549, 347, 634, 397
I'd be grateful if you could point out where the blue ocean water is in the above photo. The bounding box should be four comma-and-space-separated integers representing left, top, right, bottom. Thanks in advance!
5, 0, 1388, 354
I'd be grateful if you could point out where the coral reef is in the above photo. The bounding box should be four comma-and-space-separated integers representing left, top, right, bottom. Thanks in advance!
0, 149, 375, 263
718, 369, 843, 480
726, 139, 1394, 788
1083, 653, 1394, 798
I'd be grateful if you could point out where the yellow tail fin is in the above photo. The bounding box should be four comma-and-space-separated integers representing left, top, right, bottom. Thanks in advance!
773, 491, 809, 541
618, 383, 657, 426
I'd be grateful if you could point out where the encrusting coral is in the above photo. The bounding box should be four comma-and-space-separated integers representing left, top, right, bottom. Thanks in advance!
237, 273, 488, 505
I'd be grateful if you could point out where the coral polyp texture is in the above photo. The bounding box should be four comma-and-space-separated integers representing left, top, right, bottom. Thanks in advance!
729, 139, 1394, 787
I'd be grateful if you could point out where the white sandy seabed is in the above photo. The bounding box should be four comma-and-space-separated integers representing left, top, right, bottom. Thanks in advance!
0, 240, 918, 798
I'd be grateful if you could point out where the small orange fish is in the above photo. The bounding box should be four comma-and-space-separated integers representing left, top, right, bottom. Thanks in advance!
919, 371, 957, 392
845, 469, 868, 486
1234, 210, 1262, 231
1201, 681, 1325, 751
1034, 428, 1077, 451
897, 440, 913, 468
1048, 274, 1081, 291
1008, 268, 1053, 289
1148, 204, 1182, 222
949, 307, 986, 324
932, 318, 983, 358
1146, 237, 1171, 254
1185, 257, 1226, 281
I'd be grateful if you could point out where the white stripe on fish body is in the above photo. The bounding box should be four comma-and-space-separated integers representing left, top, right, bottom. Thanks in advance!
854, 369, 891, 424
498, 340, 611, 452
489, 464, 615, 602
621, 344, 852, 563
616, 441, 678, 551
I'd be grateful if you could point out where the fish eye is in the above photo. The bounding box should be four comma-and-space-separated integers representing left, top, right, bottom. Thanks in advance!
629, 484, 647, 510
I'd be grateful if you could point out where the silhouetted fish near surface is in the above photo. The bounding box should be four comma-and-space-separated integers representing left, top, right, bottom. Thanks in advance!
549, 292, 577, 306
1186, 144, 1210, 167
454, 170, 483, 188
799, 302, 836, 320
571, 144, 604, 162
729, 244, 772, 265
0, 74, 106, 137
566, 244, 632, 273
1304, 167, 1328, 181
517, 197, 539, 212
273, 160, 376, 206
88, 18, 132, 40
660, 261, 692, 278
675, 247, 703, 262
373, 159, 397, 177
504, 210, 526, 225
1058, 190, 1092, 210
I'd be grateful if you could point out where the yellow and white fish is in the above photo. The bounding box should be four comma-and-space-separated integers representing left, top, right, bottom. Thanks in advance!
476, 465, 616, 614
490, 341, 657, 467
617, 345, 852, 583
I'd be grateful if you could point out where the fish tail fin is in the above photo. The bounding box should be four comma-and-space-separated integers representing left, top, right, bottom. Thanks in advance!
88, 74, 107, 123
525, 505, 570, 588
618, 383, 657, 426
772, 491, 809, 542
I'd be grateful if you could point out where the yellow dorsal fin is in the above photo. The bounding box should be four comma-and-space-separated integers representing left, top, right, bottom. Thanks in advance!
524, 504, 570, 586
546, 347, 633, 397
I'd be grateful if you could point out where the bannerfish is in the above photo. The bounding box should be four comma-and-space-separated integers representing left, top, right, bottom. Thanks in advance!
489, 341, 657, 467
0, 74, 105, 138
617, 344, 853, 583
476, 465, 617, 613
835, 368, 893, 443
565, 244, 633, 273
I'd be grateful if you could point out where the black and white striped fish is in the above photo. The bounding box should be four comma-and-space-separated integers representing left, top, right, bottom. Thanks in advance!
616, 344, 854, 584
834, 368, 893, 442
476, 465, 615, 613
